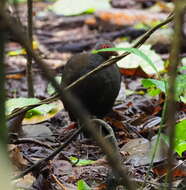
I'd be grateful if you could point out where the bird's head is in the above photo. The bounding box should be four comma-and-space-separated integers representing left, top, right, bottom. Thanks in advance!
94, 40, 118, 58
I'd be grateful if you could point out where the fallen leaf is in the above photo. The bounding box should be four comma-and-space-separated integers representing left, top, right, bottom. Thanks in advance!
9, 144, 28, 170
120, 135, 168, 166
153, 161, 186, 178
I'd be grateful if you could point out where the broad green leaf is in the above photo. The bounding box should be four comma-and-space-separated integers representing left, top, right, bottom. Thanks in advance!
175, 74, 186, 101
77, 180, 91, 190
115, 43, 164, 76
93, 44, 163, 76
25, 104, 56, 118
70, 156, 95, 166
162, 120, 186, 156
174, 120, 186, 156
175, 142, 186, 157
142, 75, 186, 102
23, 101, 64, 125
6, 98, 64, 124
142, 79, 166, 93
175, 120, 186, 142
6, 98, 40, 115
23, 100, 64, 124
50, 0, 110, 16
147, 88, 162, 96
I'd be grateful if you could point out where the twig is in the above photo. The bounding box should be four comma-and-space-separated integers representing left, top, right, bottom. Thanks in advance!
158, 160, 185, 181
141, 100, 167, 189
51, 174, 67, 190
26, 0, 34, 97
0, 1, 8, 153
5, 69, 26, 75
13, 127, 81, 180
10, 138, 53, 150
131, 178, 178, 189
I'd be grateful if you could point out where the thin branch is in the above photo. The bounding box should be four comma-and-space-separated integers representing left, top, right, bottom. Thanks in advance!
166, 1, 186, 188
27, 0, 34, 97
0, 0, 8, 153
13, 127, 81, 180
10, 138, 53, 150
51, 174, 67, 190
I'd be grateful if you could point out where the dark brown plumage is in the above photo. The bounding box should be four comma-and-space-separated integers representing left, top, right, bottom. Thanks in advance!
61, 41, 121, 120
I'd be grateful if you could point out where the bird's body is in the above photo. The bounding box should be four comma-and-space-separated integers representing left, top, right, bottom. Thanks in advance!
61, 41, 121, 120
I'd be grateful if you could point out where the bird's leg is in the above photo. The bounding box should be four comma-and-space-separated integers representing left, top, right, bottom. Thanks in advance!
78, 117, 120, 159
91, 118, 120, 159
76, 117, 120, 160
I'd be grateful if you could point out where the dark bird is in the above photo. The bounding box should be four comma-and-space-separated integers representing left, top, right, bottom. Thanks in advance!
61, 41, 121, 121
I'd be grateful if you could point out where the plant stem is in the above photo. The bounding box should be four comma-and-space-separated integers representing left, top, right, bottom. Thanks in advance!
165, 1, 186, 189
0, 0, 8, 155
27, 0, 34, 97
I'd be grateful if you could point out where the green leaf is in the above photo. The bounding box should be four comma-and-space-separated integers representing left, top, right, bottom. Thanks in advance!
175, 120, 186, 142
175, 74, 186, 102
93, 45, 161, 76
47, 76, 62, 95
23, 100, 63, 125
142, 75, 186, 102
6, 98, 40, 115
49, 0, 110, 16
147, 88, 162, 96
175, 142, 186, 157
70, 156, 95, 166
118, 44, 164, 76
142, 79, 166, 93
174, 120, 186, 156
77, 180, 91, 190
6, 98, 57, 119
162, 120, 186, 156
178, 66, 186, 71
25, 104, 56, 118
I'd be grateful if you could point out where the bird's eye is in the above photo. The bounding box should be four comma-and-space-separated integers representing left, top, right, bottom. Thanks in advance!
101, 44, 110, 49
